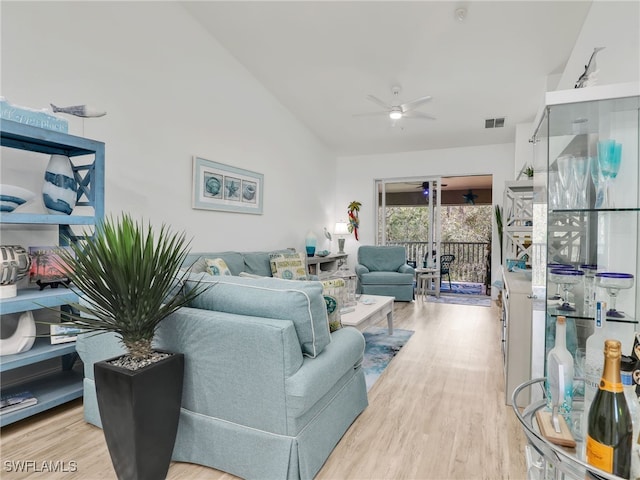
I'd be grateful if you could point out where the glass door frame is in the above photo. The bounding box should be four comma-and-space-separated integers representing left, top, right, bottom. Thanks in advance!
375, 176, 442, 270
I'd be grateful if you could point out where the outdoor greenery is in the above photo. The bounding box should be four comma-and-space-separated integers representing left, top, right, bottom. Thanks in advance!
380, 205, 492, 243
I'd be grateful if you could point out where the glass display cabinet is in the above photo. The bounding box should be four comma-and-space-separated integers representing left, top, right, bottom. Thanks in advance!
517, 83, 639, 479
532, 83, 639, 357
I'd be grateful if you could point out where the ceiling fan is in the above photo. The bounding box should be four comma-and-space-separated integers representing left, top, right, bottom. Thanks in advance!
354, 86, 436, 124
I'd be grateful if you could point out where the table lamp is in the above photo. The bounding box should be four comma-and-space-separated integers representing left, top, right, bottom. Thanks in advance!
334, 221, 349, 254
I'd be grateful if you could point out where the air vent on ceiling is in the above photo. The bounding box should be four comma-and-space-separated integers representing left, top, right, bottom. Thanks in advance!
485, 117, 505, 128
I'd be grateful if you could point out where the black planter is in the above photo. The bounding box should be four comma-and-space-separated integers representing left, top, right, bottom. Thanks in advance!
95, 351, 184, 480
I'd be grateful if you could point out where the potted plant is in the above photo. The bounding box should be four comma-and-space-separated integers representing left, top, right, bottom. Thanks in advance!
56, 213, 206, 480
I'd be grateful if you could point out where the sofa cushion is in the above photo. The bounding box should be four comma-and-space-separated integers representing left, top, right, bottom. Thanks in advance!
321, 278, 345, 332
359, 271, 414, 285
269, 252, 308, 280
205, 258, 232, 276
183, 274, 331, 357
243, 251, 277, 276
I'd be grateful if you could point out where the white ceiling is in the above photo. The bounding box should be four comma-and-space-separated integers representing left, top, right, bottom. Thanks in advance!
182, 1, 592, 157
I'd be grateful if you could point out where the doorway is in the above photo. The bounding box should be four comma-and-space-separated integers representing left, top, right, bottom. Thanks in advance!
375, 175, 493, 293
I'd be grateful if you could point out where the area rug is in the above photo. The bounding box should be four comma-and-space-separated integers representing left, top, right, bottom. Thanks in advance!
439, 281, 484, 295
362, 327, 414, 391
426, 294, 491, 307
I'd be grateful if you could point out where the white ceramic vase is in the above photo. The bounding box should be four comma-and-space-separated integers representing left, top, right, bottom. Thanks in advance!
42, 154, 77, 215
0, 311, 36, 356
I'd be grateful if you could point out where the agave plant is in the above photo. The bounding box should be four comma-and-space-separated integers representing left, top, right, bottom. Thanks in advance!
57, 214, 204, 362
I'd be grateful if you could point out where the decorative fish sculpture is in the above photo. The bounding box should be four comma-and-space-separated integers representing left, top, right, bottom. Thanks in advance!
50, 103, 106, 118
574, 47, 605, 89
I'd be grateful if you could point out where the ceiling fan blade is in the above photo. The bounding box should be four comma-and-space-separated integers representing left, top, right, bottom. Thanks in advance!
353, 111, 389, 117
366, 94, 392, 110
400, 95, 432, 112
403, 110, 436, 120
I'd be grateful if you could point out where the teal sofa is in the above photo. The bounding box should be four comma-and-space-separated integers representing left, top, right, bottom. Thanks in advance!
355, 245, 415, 301
75, 273, 368, 480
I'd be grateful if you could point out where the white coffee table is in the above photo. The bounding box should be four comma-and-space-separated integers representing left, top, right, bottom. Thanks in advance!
340, 295, 394, 334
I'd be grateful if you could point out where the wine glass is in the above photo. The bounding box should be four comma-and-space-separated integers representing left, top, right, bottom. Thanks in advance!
547, 263, 573, 300
549, 269, 584, 311
597, 140, 623, 208
556, 155, 575, 209
571, 156, 590, 209
595, 272, 635, 318
590, 156, 604, 208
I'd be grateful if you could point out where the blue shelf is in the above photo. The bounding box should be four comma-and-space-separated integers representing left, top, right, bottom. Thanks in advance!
0, 213, 96, 225
0, 338, 78, 373
0, 288, 78, 315
1, 120, 104, 424
0, 370, 83, 427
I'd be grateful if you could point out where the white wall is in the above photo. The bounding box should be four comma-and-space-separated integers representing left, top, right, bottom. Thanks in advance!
557, 1, 639, 90
335, 143, 515, 294
1, 2, 336, 252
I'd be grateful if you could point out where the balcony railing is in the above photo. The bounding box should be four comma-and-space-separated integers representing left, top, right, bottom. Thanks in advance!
387, 241, 491, 285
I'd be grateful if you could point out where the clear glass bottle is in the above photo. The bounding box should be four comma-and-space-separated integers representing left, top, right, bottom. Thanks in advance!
586, 339, 633, 478
545, 316, 574, 421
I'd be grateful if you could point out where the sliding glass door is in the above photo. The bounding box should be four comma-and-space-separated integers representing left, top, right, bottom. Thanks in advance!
375, 177, 442, 269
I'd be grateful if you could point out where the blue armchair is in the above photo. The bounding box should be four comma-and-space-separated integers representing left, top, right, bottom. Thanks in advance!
355, 246, 415, 301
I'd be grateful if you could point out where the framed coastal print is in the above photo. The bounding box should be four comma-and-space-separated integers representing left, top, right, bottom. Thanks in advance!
28, 246, 73, 288
192, 156, 263, 214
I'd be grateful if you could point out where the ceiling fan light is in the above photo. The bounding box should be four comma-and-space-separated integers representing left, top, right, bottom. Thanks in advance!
389, 111, 402, 120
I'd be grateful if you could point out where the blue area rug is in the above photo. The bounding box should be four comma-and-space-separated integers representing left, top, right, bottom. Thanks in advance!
439, 281, 484, 295
362, 327, 414, 391
427, 294, 491, 307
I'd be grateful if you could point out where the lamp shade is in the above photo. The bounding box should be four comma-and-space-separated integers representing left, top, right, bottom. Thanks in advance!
334, 222, 349, 236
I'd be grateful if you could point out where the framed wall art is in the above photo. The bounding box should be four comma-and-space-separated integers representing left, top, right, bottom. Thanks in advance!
192, 156, 264, 214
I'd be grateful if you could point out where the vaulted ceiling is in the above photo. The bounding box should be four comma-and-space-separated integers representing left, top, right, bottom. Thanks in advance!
183, 1, 592, 156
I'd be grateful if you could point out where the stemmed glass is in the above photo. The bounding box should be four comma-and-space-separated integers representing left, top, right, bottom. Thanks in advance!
590, 157, 604, 208
597, 140, 622, 208
556, 155, 575, 209
595, 272, 635, 318
547, 263, 573, 300
548, 171, 561, 210
549, 268, 584, 311
571, 156, 590, 209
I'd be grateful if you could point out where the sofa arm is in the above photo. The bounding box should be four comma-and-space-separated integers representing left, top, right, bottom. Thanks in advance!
155, 307, 305, 435
355, 264, 370, 276
398, 263, 415, 274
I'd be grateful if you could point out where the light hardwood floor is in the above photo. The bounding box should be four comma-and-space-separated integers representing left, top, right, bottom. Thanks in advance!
0, 300, 528, 479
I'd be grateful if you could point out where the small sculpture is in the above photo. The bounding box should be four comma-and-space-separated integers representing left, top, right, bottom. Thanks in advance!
50, 103, 106, 118
574, 47, 605, 89
0, 245, 31, 299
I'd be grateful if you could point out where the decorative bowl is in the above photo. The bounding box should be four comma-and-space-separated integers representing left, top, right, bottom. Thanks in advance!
316, 250, 330, 257
0, 184, 36, 212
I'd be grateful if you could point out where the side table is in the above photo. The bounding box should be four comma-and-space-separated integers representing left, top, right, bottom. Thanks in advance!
415, 267, 440, 299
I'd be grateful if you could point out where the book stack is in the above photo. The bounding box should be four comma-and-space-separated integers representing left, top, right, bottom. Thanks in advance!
0, 391, 37, 415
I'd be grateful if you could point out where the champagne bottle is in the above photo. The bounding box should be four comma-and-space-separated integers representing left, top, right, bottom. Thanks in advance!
545, 316, 574, 420
586, 339, 633, 478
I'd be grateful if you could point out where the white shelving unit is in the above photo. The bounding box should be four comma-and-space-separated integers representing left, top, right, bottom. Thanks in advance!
503, 179, 534, 265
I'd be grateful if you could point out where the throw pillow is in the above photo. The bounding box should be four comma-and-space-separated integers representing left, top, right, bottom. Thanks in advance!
269, 252, 308, 280
205, 258, 232, 276
321, 278, 345, 332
